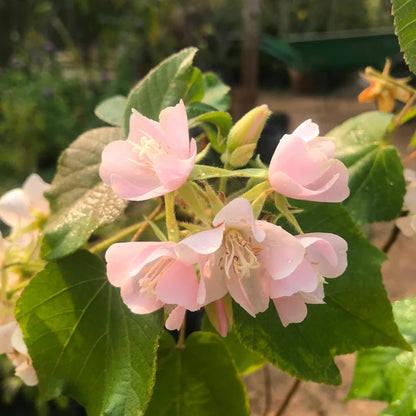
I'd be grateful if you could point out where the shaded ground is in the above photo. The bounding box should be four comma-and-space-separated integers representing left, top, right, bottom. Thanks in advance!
243, 89, 416, 416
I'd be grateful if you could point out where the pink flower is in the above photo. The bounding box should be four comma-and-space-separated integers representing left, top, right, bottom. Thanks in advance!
177, 198, 305, 317
272, 232, 348, 326
105, 241, 200, 330
0, 321, 38, 386
0, 174, 50, 231
268, 120, 349, 202
100, 100, 197, 201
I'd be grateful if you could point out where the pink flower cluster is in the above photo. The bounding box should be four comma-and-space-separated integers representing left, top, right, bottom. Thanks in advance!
106, 198, 347, 334
100, 102, 349, 333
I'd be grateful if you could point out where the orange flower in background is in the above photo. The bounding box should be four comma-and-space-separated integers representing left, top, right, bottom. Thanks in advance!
358, 60, 411, 113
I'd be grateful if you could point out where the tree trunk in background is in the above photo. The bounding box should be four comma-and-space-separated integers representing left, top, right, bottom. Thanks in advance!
233, 0, 260, 118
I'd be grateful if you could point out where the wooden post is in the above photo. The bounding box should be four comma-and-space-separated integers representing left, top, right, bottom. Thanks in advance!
233, 0, 260, 118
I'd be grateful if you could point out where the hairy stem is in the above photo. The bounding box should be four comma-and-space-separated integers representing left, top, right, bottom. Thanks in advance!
131, 201, 163, 242
165, 192, 180, 242
382, 225, 400, 254
177, 314, 187, 349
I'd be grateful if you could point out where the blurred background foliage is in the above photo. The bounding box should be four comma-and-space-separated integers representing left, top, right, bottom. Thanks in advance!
0, 0, 393, 193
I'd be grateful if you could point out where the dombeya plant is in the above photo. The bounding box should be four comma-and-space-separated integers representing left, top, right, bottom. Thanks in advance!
0, 35, 415, 415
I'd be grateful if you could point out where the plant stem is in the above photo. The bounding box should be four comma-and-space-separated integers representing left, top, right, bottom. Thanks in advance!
386, 92, 416, 144
131, 202, 163, 242
165, 193, 180, 242
275, 379, 301, 416
177, 315, 186, 349
381, 225, 400, 254
262, 365, 272, 416
0, 268, 7, 301
274, 193, 303, 234
89, 223, 144, 253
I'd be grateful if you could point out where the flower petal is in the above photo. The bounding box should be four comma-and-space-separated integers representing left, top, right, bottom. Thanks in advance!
292, 119, 319, 142
270, 259, 318, 298
268, 120, 349, 203
273, 295, 308, 327
270, 160, 349, 202
216, 299, 229, 337
22, 174, 50, 215
153, 138, 197, 189
15, 360, 38, 386
0, 189, 32, 229
0, 321, 17, 354
155, 260, 199, 310
226, 269, 269, 317
159, 100, 190, 157
105, 242, 166, 287
197, 257, 228, 305
129, 109, 166, 147
269, 134, 329, 186
257, 221, 305, 279
213, 197, 265, 242
120, 276, 164, 314
165, 305, 186, 331
100, 140, 162, 200
177, 226, 224, 258
298, 233, 348, 278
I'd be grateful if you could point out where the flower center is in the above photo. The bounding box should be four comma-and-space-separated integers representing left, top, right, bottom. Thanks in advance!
128, 135, 167, 174
139, 257, 175, 294
221, 230, 261, 279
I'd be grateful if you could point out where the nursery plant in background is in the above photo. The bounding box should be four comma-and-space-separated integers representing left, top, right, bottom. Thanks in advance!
1, 2, 416, 416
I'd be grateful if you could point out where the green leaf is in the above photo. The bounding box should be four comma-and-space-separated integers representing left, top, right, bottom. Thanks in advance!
94, 95, 127, 127
42, 128, 127, 260
201, 72, 231, 111
348, 298, 416, 416
329, 111, 405, 224
145, 332, 250, 416
187, 103, 232, 153
392, 0, 416, 76
183, 67, 205, 104
201, 317, 266, 375
124, 48, 197, 131
188, 106, 232, 138
234, 202, 409, 385
16, 250, 163, 416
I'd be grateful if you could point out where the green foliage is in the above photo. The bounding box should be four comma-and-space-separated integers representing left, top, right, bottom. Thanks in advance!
233, 202, 409, 385
0, 70, 105, 192
392, 0, 416, 75
348, 298, 416, 415
329, 111, 405, 224
94, 95, 127, 127
201, 317, 266, 375
145, 332, 250, 416
201, 72, 231, 112
16, 250, 163, 416
187, 103, 232, 153
124, 48, 198, 130
42, 128, 127, 260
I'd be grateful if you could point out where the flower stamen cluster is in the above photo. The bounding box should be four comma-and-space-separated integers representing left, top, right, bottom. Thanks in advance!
222, 230, 260, 279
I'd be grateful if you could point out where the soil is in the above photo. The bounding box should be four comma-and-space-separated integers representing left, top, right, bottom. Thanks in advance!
242, 88, 416, 416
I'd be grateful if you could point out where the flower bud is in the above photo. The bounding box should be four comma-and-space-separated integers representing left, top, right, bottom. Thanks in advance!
224, 104, 271, 168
